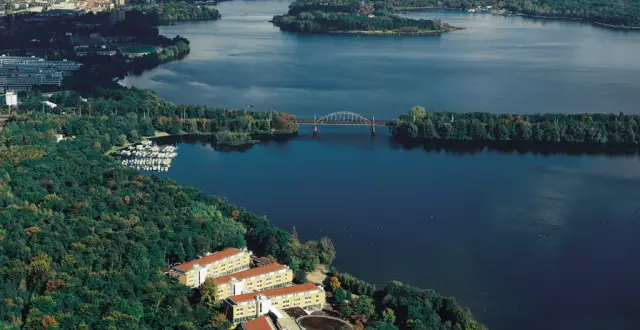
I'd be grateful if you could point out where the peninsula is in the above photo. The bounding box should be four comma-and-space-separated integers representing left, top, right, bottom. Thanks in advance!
271, 0, 461, 35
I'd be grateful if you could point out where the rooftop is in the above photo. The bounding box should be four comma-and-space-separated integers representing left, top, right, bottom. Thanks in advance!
227, 282, 321, 304
173, 247, 246, 272
0, 67, 60, 74
70, 35, 107, 47
215, 263, 288, 285
241, 316, 277, 330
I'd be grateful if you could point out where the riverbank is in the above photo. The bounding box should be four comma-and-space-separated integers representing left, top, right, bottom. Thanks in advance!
592, 22, 640, 30
327, 26, 464, 36
388, 109, 640, 150
493, 10, 640, 30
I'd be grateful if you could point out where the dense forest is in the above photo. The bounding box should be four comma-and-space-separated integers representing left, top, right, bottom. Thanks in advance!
321, 270, 483, 330
125, 0, 221, 22
272, 0, 455, 33
0, 115, 324, 329
0, 96, 484, 329
388, 106, 640, 146
12, 89, 298, 146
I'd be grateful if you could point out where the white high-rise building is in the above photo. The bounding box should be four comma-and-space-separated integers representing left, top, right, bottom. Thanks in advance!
5, 91, 17, 107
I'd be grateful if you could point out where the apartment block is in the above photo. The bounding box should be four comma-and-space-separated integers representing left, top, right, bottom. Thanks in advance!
215, 263, 294, 299
170, 247, 251, 288
224, 282, 326, 323
0, 56, 81, 93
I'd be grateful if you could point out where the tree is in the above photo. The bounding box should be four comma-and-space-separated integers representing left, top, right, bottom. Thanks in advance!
334, 287, 348, 302
117, 134, 128, 146
410, 106, 425, 122
293, 268, 307, 284
200, 278, 219, 308
353, 296, 375, 319
382, 308, 396, 324
368, 321, 399, 330
329, 276, 341, 291
318, 236, 336, 265
339, 300, 354, 316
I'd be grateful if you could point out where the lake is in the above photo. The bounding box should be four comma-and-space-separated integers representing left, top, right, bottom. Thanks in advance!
121, 0, 640, 117
123, 2, 640, 329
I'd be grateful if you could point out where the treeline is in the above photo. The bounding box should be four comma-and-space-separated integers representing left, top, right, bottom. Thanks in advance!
324, 270, 377, 296
376, 281, 482, 330
378, 0, 491, 10
12, 89, 298, 144
381, 0, 640, 27
389, 106, 640, 146
321, 271, 484, 330
126, 0, 221, 22
272, 0, 454, 33
0, 114, 326, 329
501, 0, 640, 27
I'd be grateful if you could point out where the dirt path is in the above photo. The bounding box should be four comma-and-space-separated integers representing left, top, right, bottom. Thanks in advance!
306, 264, 327, 285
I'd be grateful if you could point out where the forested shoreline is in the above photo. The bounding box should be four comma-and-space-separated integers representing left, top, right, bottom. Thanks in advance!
388, 106, 640, 147
381, 0, 640, 28
0, 2, 490, 328
0, 97, 484, 329
272, 0, 457, 34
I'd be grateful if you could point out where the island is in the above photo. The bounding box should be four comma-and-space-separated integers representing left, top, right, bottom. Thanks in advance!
271, 0, 461, 35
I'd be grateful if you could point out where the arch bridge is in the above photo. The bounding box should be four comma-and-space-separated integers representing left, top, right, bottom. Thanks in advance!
296, 111, 389, 133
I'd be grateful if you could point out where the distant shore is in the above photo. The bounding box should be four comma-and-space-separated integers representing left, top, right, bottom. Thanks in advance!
493, 11, 640, 30
326, 27, 464, 36
391, 6, 440, 11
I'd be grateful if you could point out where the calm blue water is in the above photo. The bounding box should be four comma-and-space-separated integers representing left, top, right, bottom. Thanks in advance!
121, 1, 640, 117
124, 2, 640, 329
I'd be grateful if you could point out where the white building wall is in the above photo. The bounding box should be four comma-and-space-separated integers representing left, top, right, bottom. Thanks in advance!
5, 91, 17, 106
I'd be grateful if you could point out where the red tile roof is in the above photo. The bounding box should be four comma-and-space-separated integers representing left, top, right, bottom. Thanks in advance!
228, 282, 321, 303
215, 263, 288, 285
242, 316, 276, 330
173, 248, 245, 272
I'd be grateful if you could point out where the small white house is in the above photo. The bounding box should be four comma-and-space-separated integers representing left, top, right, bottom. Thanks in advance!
5, 91, 17, 107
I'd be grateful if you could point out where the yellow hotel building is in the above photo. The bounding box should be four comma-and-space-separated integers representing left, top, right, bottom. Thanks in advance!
224, 282, 326, 323
170, 247, 251, 288
215, 263, 294, 299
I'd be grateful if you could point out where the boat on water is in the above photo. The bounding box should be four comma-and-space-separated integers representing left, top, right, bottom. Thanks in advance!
467, 9, 476, 13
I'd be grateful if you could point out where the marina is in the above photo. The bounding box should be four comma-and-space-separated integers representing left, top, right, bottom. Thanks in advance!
112, 140, 178, 172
